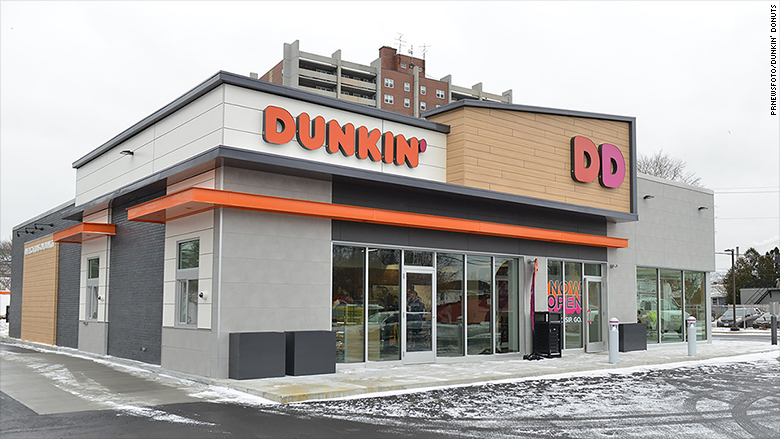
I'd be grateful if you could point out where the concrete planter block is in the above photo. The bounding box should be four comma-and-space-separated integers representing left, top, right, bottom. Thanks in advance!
229, 332, 286, 380
618, 323, 647, 352
285, 331, 336, 376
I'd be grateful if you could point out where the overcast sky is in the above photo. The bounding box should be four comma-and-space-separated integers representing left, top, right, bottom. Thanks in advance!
1, 1, 778, 274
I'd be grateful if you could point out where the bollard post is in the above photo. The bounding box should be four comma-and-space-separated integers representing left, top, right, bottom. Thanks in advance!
609, 317, 619, 364
771, 302, 778, 346
687, 316, 697, 357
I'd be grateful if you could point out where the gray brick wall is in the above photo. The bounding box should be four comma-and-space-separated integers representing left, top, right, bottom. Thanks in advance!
56, 242, 81, 348
108, 190, 165, 365
9, 203, 80, 340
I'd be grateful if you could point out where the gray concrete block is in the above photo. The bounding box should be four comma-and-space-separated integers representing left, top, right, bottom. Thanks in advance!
285, 331, 336, 376
229, 332, 286, 379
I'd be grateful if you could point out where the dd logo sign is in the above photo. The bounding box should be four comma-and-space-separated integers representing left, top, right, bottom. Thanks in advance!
570, 136, 626, 188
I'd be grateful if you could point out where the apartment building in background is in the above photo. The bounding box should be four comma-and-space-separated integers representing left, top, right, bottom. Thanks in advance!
257, 40, 513, 118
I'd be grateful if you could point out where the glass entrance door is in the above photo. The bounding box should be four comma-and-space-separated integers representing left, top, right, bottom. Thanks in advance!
403, 270, 435, 364
584, 278, 604, 352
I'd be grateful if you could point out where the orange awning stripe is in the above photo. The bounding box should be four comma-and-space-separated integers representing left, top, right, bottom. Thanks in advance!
53, 222, 117, 243
127, 187, 628, 248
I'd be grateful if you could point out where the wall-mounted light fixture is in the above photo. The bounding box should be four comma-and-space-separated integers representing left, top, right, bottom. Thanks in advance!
643, 195, 655, 200
609, 264, 619, 269
119, 150, 134, 156
698, 206, 709, 211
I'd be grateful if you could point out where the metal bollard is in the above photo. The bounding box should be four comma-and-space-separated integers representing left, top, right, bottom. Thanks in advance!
609, 317, 619, 364
687, 316, 697, 357
771, 302, 778, 346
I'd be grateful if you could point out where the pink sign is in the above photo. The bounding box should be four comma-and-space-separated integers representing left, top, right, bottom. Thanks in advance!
570, 136, 626, 188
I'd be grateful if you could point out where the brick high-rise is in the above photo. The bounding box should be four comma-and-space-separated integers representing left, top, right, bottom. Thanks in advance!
257, 40, 512, 118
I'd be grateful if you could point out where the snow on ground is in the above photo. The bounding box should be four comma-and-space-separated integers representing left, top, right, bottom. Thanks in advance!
280, 352, 780, 439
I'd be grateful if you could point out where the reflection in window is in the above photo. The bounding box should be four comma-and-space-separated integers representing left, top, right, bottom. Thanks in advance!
685, 271, 706, 341
332, 245, 365, 363
437, 253, 464, 357
636, 267, 659, 343
86, 258, 99, 321
404, 250, 433, 267
660, 269, 683, 343
564, 262, 583, 349
495, 258, 519, 353
368, 248, 401, 361
467, 255, 492, 355
176, 239, 199, 326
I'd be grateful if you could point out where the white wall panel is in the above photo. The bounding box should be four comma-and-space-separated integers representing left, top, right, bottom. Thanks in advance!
155, 88, 223, 138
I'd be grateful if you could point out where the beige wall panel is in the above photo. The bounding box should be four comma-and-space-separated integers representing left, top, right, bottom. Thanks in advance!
429, 106, 632, 213
21, 236, 59, 345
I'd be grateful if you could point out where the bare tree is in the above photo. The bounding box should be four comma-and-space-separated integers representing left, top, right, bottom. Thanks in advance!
0, 239, 10, 290
637, 150, 702, 186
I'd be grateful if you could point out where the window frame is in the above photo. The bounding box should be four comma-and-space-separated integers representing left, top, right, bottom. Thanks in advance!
176, 239, 200, 327
420, 85, 427, 95
420, 101, 427, 111
436, 89, 445, 99
384, 94, 394, 105
404, 82, 410, 92
403, 98, 410, 108
384, 78, 394, 88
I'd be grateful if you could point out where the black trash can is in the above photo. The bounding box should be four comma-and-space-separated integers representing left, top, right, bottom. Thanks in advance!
533, 311, 562, 357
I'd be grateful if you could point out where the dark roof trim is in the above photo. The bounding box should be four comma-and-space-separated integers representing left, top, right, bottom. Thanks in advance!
423, 98, 636, 123
73, 71, 451, 169
70, 145, 638, 223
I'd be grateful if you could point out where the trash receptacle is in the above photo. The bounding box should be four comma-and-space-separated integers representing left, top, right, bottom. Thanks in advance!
534, 312, 562, 357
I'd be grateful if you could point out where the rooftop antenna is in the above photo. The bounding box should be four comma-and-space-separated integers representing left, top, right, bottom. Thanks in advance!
420, 43, 431, 60
395, 33, 406, 53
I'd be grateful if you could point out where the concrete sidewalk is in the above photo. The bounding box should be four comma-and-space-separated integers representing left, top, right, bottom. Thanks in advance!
3, 329, 778, 405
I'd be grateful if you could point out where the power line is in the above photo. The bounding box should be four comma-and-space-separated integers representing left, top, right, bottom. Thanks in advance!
717, 217, 780, 220
713, 186, 780, 190
715, 190, 779, 194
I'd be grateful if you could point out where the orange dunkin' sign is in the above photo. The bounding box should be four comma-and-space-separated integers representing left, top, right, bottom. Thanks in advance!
262, 105, 427, 168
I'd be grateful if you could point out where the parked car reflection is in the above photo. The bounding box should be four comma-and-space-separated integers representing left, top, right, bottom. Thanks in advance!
717, 308, 763, 328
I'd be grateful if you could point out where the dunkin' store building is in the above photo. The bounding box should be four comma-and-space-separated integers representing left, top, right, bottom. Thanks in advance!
9, 71, 715, 378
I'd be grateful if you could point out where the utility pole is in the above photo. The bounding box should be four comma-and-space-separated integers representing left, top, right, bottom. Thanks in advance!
725, 247, 739, 332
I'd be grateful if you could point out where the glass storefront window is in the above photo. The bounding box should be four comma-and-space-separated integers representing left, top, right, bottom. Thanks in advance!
564, 262, 583, 349
685, 271, 706, 341
436, 253, 464, 357
659, 269, 684, 343
333, 245, 526, 362
467, 255, 492, 355
368, 248, 401, 361
495, 258, 519, 353
332, 245, 365, 363
636, 267, 659, 344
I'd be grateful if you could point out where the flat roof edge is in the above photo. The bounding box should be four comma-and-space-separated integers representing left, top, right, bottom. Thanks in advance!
73, 71, 450, 169
423, 99, 636, 123
13, 199, 77, 231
